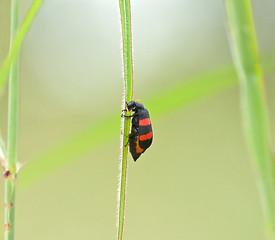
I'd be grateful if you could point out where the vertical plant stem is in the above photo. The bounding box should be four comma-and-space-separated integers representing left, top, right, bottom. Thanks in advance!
4, 0, 19, 239
118, 0, 133, 239
0, 0, 44, 92
224, 1, 275, 239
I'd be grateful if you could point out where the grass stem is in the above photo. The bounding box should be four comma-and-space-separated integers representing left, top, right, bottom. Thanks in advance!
224, 1, 275, 238
118, 0, 133, 239
0, 0, 44, 92
4, 0, 19, 239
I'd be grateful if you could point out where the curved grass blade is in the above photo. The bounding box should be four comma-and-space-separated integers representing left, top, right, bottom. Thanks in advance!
224, 1, 275, 238
0, 0, 44, 92
18, 65, 241, 190
17, 55, 275, 192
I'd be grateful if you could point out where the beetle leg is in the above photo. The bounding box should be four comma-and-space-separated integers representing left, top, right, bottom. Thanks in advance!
121, 101, 130, 112
125, 127, 138, 146
124, 139, 129, 147
129, 127, 138, 138
121, 113, 135, 118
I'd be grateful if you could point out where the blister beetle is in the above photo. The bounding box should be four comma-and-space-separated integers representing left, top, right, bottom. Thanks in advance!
122, 100, 153, 161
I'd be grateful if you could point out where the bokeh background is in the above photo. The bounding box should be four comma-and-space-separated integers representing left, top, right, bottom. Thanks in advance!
0, 0, 275, 239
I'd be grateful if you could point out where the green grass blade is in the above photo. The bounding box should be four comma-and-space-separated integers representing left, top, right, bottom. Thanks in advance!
0, 0, 44, 92
19, 116, 120, 189
5, 0, 19, 239
118, 0, 134, 239
17, 52, 275, 191
224, 1, 275, 238
147, 67, 237, 118
18, 65, 240, 190
17, 55, 275, 192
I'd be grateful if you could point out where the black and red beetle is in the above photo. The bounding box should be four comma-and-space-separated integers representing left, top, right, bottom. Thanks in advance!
122, 100, 153, 161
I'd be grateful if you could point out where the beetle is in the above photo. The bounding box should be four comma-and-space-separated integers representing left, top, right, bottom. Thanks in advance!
122, 100, 153, 161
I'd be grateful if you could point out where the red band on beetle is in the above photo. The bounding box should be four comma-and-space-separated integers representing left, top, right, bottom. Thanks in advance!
139, 118, 151, 126
139, 132, 152, 141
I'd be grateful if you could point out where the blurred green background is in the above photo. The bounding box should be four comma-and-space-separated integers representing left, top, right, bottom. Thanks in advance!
1, 0, 275, 239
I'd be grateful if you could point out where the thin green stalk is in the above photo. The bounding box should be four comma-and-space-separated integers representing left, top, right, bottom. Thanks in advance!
224, 1, 275, 239
118, 0, 133, 239
0, 0, 44, 92
4, 0, 19, 239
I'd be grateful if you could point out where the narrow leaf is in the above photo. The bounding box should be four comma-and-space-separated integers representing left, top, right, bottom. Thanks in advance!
0, 0, 44, 92
118, 0, 134, 239
19, 66, 240, 190
224, 1, 275, 238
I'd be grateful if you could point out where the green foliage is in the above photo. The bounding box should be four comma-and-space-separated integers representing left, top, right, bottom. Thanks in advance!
0, 0, 44, 92
2, 1, 45, 239
0, 1, 275, 239
19, 56, 275, 191
224, 1, 275, 238
19, 65, 242, 189
118, 0, 134, 239
5, 0, 19, 239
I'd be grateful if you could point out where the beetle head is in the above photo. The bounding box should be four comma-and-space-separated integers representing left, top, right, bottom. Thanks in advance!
126, 100, 144, 111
